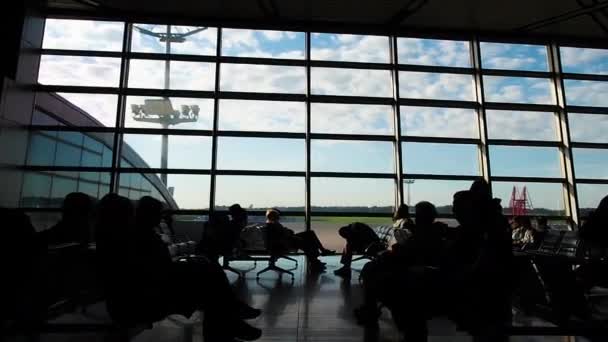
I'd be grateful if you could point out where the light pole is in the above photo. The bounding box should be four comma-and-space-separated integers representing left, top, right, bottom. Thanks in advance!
131, 25, 208, 185
404, 179, 415, 205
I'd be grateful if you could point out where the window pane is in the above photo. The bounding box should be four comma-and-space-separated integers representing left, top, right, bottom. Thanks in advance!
120, 173, 209, 209
489, 146, 562, 178
312, 141, 394, 173
573, 148, 608, 179
125, 97, 214, 130
311, 178, 395, 212
402, 143, 479, 176
26, 131, 113, 168
221, 64, 305, 93
486, 110, 558, 141
577, 184, 608, 216
48, 93, 118, 127
131, 24, 217, 55
560, 47, 608, 75
492, 182, 565, 216
311, 33, 389, 63
219, 100, 305, 132
20, 172, 52, 207
569, 113, 608, 143
312, 103, 393, 135
222, 29, 304, 59
215, 176, 304, 211
122, 134, 212, 169
43, 19, 124, 51
480, 42, 548, 71
51, 176, 78, 201
311, 216, 393, 251
128, 60, 215, 91
312, 68, 392, 97
399, 72, 475, 101
401, 107, 478, 138
217, 137, 304, 171
483, 76, 554, 104
405, 179, 473, 211
564, 80, 608, 107
38, 55, 121, 87
397, 38, 470, 67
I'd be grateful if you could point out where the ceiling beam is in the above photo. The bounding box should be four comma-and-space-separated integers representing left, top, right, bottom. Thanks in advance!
517, 0, 608, 32
386, 0, 429, 26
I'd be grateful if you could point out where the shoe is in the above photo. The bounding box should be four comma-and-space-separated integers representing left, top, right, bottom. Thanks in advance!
334, 266, 351, 278
237, 303, 262, 320
233, 319, 262, 341
309, 260, 327, 273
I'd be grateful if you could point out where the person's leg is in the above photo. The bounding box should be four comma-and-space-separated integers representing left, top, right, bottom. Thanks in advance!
335, 243, 354, 277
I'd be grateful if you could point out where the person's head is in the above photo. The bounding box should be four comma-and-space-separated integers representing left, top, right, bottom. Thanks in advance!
415, 201, 437, 227
514, 216, 532, 230
470, 178, 492, 202
136, 196, 164, 230
95, 194, 134, 241
266, 208, 281, 223
393, 204, 410, 222
597, 195, 608, 219
453, 190, 476, 226
537, 216, 548, 228
229, 203, 248, 227
62, 192, 93, 224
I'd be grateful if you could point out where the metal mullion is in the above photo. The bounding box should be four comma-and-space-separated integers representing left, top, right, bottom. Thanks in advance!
128, 52, 216, 63
482, 69, 553, 78
397, 64, 474, 75
310, 60, 391, 70
567, 106, 608, 115
491, 176, 566, 184
221, 56, 306, 67
41, 48, 124, 58
562, 73, 608, 82
34, 85, 120, 94
120, 128, 213, 136
218, 131, 305, 139
549, 43, 579, 227
20, 165, 112, 173
571, 142, 608, 149
305, 31, 312, 232
471, 38, 492, 188
29, 125, 116, 133
487, 139, 561, 147
310, 94, 393, 105
484, 102, 558, 112
110, 22, 132, 193
309, 211, 394, 218
209, 27, 222, 215
575, 178, 608, 185
391, 35, 405, 208
310, 133, 394, 142
219, 91, 305, 102
216, 170, 305, 177
310, 172, 396, 179
124, 88, 215, 98
398, 98, 478, 109
401, 136, 480, 144
117, 168, 212, 175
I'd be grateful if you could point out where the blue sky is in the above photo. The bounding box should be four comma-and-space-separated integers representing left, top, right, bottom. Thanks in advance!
36, 19, 608, 210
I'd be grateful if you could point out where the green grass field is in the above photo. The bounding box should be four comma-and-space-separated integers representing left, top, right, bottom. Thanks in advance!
311, 216, 392, 225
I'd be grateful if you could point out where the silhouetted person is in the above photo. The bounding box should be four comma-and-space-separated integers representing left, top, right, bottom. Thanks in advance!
197, 211, 231, 262
1, 209, 45, 327
355, 202, 446, 342
392, 203, 414, 244
443, 190, 512, 342
577, 195, 608, 290
533, 216, 551, 245
264, 208, 332, 273
512, 216, 535, 247
40, 192, 93, 246
96, 195, 262, 342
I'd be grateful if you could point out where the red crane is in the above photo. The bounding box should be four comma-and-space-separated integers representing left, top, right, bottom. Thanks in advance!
510, 186, 534, 216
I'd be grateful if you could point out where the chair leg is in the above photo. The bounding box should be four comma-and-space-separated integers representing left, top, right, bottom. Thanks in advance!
223, 264, 242, 277
281, 255, 298, 266
352, 255, 371, 263
257, 262, 295, 280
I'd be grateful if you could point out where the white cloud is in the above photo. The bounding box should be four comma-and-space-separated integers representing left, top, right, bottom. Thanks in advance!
261, 30, 284, 41
43, 19, 124, 51
312, 34, 389, 63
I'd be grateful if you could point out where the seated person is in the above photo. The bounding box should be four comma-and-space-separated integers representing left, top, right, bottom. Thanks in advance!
334, 204, 411, 278
511, 216, 535, 247
97, 195, 262, 342
392, 203, 414, 244
264, 208, 332, 273
577, 195, 608, 290
197, 211, 231, 262
355, 202, 446, 340
39, 192, 93, 246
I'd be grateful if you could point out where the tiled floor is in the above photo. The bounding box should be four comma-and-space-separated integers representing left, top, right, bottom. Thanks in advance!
26, 256, 579, 342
